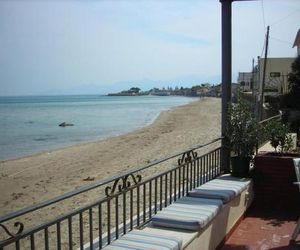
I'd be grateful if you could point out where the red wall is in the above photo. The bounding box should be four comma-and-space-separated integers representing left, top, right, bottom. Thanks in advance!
253, 153, 300, 209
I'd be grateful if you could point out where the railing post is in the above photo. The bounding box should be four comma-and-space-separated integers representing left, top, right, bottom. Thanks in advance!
220, 0, 232, 173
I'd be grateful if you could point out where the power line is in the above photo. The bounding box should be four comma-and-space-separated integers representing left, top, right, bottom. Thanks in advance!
259, 0, 267, 58
260, 25, 270, 120
258, 2, 298, 56
260, 0, 266, 31
270, 8, 300, 27
269, 36, 293, 46
260, 35, 266, 58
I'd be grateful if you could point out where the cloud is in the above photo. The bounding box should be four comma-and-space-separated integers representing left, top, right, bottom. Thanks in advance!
0, 0, 299, 95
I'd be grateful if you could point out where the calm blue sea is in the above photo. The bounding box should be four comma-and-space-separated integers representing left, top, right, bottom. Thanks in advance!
0, 95, 195, 161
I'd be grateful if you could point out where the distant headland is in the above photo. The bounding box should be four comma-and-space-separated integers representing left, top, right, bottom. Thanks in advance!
107, 84, 223, 97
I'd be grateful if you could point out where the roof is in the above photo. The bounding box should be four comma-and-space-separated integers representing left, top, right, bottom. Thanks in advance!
293, 28, 300, 48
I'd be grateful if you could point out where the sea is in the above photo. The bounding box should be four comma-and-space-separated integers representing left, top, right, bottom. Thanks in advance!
0, 95, 196, 161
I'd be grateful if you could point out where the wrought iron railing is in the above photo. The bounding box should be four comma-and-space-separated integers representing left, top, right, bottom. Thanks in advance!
0, 138, 222, 250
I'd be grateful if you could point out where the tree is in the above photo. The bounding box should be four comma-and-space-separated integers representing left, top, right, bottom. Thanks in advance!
280, 56, 300, 134
281, 56, 300, 109
129, 87, 140, 93
288, 55, 300, 93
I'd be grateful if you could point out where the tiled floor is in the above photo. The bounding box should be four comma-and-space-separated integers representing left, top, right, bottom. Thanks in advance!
221, 205, 300, 250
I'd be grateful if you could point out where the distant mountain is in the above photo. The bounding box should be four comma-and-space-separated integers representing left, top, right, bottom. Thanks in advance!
39, 75, 221, 96
104, 75, 220, 94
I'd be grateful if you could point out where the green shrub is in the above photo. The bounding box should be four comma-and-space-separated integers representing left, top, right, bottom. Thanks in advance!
227, 98, 261, 158
264, 119, 292, 153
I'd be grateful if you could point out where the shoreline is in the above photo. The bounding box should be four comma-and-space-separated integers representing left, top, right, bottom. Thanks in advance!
0, 97, 221, 217
1, 98, 198, 178
0, 96, 197, 163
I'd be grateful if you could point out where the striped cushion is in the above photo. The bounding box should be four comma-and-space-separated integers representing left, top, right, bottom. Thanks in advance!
216, 174, 251, 188
188, 188, 235, 203
104, 230, 182, 250
151, 196, 222, 231
188, 175, 251, 203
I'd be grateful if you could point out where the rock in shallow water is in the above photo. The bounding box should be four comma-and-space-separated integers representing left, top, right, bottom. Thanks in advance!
59, 122, 74, 127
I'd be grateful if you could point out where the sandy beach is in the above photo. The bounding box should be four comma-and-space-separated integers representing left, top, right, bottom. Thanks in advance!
0, 97, 221, 245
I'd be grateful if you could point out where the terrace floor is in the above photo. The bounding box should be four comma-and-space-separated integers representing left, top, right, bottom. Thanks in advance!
221, 204, 300, 250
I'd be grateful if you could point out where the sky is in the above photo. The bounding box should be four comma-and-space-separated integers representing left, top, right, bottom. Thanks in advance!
0, 0, 299, 96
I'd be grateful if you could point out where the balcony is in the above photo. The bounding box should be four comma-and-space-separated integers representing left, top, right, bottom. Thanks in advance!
1, 133, 299, 250
0, 138, 226, 249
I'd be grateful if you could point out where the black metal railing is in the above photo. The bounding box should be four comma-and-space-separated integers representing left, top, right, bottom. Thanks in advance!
0, 138, 222, 250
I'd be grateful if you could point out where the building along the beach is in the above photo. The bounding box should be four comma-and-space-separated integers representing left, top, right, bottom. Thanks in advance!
236, 57, 294, 119
238, 72, 253, 92
252, 57, 294, 118
236, 28, 300, 120
254, 57, 294, 98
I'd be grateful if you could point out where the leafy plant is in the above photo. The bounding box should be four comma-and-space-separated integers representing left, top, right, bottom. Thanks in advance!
280, 56, 300, 136
226, 97, 261, 158
280, 55, 300, 110
264, 119, 292, 153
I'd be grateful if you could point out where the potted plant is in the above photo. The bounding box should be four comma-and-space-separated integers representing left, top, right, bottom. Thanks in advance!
254, 119, 300, 207
226, 97, 261, 177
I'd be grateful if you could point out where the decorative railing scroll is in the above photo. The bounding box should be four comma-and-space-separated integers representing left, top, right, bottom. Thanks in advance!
0, 222, 24, 240
0, 138, 222, 249
178, 150, 198, 166
105, 173, 142, 197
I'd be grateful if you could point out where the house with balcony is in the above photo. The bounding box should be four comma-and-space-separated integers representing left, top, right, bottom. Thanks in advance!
1, 3, 300, 250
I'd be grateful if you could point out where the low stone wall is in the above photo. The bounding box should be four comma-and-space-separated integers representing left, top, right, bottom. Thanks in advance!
132, 180, 253, 250
98, 177, 254, 250
184, 181, 253, 250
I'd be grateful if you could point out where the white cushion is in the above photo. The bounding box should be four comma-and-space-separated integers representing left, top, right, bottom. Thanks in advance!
104, 230, 182, 250
188, 188, 235, 203
151, 196, 222, 231
188, 175, 251, 203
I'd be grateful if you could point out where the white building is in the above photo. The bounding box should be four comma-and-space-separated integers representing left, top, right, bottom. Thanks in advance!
238, 72, 253, 92
256, 57, 294, 97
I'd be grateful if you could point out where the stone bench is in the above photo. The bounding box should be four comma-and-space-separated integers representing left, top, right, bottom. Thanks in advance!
100, 174, 253, 250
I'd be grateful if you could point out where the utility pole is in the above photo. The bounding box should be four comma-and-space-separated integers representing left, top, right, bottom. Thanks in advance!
260, 25, 270, 121
256, 56, 260, 117
251, 58, 255, 111
252, 58, 255, 84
